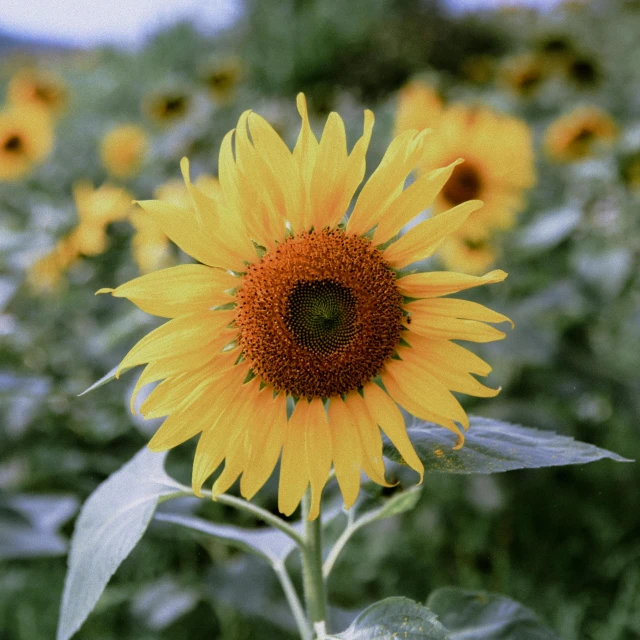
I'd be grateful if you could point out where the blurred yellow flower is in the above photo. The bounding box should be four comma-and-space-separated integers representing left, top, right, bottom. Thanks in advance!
398, 102, 535, 238
394, 80, 443, 135
202, 58, 243, 104
72, 181, 133, 256
99, 95, 511, 518
544, 106, 617, 162
142, 90, 191, 125
438, 231, 498, 275
27, 235, 79, 293
130, 209, 173, 274
461, 55, 497, 86
564, 54, 601, 89
100, 124, 148, 178
0, 106, 54, 181
500, 53, 547, 98
7, 68, 68, 116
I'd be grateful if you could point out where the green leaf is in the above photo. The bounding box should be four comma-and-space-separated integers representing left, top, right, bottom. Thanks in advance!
333, 597, 450, 639
0, 495, 78, 559
154, 512, 299, 565
384, 416, 631, 474
427, 588, 560, 639
361, 486, 422, 522
77, 364, 119, 396
57, 447, 184, 640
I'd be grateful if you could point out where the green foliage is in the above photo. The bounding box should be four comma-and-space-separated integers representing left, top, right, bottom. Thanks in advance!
383, 416, 630, 474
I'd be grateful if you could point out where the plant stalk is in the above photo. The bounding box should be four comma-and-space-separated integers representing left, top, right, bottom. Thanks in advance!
301, 491, 328, 634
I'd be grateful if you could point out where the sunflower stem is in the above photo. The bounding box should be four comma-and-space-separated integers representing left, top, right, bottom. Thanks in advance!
301, 491, 328, 636
273, 561, 313, 640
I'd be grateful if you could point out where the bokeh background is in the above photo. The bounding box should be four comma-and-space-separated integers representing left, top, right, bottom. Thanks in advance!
1, 0, 639, 638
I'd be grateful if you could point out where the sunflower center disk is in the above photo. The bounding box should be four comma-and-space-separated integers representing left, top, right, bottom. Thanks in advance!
235, 229, 403, 399
4, 135, 23, 153
442, 163, 482, 206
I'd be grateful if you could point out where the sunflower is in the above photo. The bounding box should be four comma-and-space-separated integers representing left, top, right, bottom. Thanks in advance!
394, 80, 443, 136
544, 106, 617, 163
142, 90, 191, 125
7, 68, 68, 116
564, 54, 601, 89
72, 181, 133, 256
100, 124, 148, 178
201, 58, 243, 104
397, 102, 535, 239
27, 235, 79, 293
499, 52, 547, 98
0, 106, 54, 181
438, 231, 498, 275
99, 95, 511, 519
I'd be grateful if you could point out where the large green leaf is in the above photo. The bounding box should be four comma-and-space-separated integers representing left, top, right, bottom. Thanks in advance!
333, 597, 450, 639
57, 448, 184, 640
427, 588, 560, 639
154, 512, 299, 565
384, 416, 631, 474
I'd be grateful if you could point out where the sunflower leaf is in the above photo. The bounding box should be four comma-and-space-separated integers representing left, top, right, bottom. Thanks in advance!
384, 416, 632, 474
77, 364, 119, 396
426, 587, 560, 639
57, 448, 185, 640
332, 596, 450, 639
154, 512, 299, 565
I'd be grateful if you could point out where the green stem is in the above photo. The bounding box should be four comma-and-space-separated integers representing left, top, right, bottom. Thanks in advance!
172, 486, 305, 547
273, 562, 313, 640
301, 491, 328, 635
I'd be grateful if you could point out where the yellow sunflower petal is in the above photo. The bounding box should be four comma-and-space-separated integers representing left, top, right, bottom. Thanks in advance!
383, 200, 483, 268
327, 396, 363, 510
278, 400, 312, 516
240, 393, 287, 500
99, 264, 238, 318
345, 391, 392, 487
361, 382, 423, 480
304, 397, 332, 520
382, 357, 469, 428
293, 93, 319, 232
406, 314, 506, 343
397, 269, 508, 298
407, 298, 513, 328
373, 159, 463, 245
347, 128, 429, 236
400, 343, 500, 399
117, 310, 235, 373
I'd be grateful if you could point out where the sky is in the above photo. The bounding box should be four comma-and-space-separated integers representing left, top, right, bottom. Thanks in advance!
0, 0, 566, 49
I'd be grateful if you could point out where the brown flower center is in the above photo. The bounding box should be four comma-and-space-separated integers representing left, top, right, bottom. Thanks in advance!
442, 163, 482, 206
235, 229, 403, 398
162, 96, 186, 116
3, 135, 23, 154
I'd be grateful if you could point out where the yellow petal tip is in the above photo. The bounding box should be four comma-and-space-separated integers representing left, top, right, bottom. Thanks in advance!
95, 288, 114, 295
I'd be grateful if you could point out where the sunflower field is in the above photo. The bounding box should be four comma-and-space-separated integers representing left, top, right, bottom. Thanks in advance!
1, 1, 639, 639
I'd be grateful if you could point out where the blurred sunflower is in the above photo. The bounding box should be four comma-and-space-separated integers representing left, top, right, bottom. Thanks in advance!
397, 102, 535, 238
201, 58, 242, 104
499, 52, 547, 98
461, 55, 496, 86
0, 106, 54, 181
544, 106, 617, 162
130, 210, 173, 274
618, 150, 640, 191
99, 95, 511, 518
565, 54, 601, 89
142, 90, 191, 125
100, 124, 148, 178
72, 181, 133, 256
7, 68, 68, 116
438, 231, 498, 275
394, 80, 443, 136
27, 235, 79, 293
